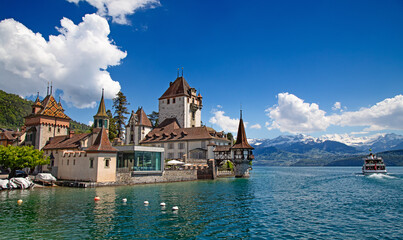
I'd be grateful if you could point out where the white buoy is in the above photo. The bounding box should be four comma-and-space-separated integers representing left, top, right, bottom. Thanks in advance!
17, 199, 23, 205
160, 202, 166, 206
122, 198, 127, 203
172, 206, 179, 211
144, 201, 149, 205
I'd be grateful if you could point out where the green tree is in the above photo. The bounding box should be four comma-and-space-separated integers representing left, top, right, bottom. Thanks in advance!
227, 132, 235, 144
112, 91, 130, 139
0, 145, 49, 178
147, 111, 159, 127
107, 109, 118, 141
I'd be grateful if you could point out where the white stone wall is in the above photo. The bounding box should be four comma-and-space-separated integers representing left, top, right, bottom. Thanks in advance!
159, 97, 186, 128
38, 124, 68, 150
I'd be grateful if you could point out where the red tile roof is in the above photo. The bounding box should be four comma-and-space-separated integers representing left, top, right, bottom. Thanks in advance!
86, 128, 117, 153
140, 120, 230, 144
135, 107, 152, 127
159, 77, 191, 100
213, 145, 232, 152
43, 133, 91, 150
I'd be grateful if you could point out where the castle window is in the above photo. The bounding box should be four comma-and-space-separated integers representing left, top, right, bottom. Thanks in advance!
99, 119, 103, 128
58, 128, 60, 133
201, 141, 206, 149
179, 143, 185, 149
173, 98, 176, 104
168, 153, 174, 159
105, 158, 110, 168
178, 152, 184, 158
48, 126, 51, 132
167, 99, 170, 104
168, 143, 174, 149
73, 159, 76, 165
89, 158, 94, 168
67, 159, 69, 165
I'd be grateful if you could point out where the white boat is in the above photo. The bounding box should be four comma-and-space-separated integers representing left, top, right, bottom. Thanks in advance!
362, 153, 387, 175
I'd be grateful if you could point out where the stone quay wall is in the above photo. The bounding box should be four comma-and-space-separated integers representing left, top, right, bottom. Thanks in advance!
116, 169, 197, 185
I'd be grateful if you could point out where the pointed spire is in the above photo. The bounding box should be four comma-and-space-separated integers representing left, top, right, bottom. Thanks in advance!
181, 67, 184, 77
177, 68, 179, 78
47, 82, 49, 95
232, 110, 253, 149
50, 82, 53, 95
94, 88, 108, 118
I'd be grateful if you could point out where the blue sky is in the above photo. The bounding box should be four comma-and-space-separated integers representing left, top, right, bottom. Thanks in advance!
0, 0, 402, 140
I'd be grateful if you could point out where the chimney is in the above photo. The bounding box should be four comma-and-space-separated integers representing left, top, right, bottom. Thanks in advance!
69, 130, 75, 138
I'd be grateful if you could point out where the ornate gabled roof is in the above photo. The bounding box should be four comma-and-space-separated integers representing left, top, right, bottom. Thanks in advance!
86, 128, 117, 153
33, 93, 42, 107
159, 76, 191, 100
32, 94, 70, 120
231, 112, 254, 149
135, 107, 152, 127
94, 89, 108, 118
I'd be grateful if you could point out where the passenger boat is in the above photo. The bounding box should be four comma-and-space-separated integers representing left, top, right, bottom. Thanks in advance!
362, 153, 387, 175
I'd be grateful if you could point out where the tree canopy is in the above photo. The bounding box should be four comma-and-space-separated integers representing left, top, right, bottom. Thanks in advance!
107, 109, 118, 141
113, 91, 130, 139
0, 90, 32, 130
147, 111, 159, 128
0, 145, 49, 178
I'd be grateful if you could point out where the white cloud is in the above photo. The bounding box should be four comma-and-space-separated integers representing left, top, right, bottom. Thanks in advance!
265, 93, 403, 133
332, 101, 341, 111
209, 110, 242, 133
216, 105, 223, 109
331, 95, 403, 131
265, 93, 330, 133
67, 0, 160, 25
250, 124, 261, 129
0, 14, 126, 108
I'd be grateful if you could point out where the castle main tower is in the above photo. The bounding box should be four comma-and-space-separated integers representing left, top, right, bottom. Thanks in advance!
158, 76, 202, 128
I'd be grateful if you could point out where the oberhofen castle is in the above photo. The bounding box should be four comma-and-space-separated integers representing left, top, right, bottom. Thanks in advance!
20, 75, 254, 185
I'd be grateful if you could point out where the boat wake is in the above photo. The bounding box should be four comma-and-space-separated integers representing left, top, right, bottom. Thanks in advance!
367, 173, 396, 180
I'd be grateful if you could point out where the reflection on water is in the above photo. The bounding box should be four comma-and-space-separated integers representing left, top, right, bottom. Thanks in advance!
0, 167, 402, 239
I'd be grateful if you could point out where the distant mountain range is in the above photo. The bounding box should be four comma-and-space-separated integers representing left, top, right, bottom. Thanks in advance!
250, 133, 403, 166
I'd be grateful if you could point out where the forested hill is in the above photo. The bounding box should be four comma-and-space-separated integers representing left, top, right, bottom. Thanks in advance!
0, 90, 90, 132
0, 90, 32, 130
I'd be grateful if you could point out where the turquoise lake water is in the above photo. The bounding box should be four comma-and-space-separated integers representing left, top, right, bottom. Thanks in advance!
1, 167, 402, 239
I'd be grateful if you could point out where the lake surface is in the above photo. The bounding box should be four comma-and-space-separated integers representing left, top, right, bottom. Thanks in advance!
1, 167, 402, 239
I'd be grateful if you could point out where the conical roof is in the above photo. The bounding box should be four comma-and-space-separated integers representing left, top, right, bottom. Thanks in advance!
159, 76, 191, 100
231, 111, 253, 149
94, 89, 108, 118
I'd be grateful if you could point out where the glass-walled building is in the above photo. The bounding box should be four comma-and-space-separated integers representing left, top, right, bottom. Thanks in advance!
115, 145, 164, 173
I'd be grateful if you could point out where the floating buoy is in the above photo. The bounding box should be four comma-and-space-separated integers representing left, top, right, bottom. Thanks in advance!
94, 196, 101, 201
160, 202, 166, 206
172, 206, 179, 211
17, 199, 23, 205
144, 201, 149, 205
122, 198, 127, 203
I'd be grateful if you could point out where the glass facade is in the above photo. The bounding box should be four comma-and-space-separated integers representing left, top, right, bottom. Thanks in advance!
118, 151, 161, 171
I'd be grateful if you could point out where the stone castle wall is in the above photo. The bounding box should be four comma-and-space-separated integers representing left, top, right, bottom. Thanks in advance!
116, 169, 197, 185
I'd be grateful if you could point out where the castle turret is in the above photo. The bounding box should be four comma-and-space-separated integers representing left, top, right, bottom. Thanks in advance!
158, 75, 202, 128
93, 89, 109, 131
231, 110, 254, 178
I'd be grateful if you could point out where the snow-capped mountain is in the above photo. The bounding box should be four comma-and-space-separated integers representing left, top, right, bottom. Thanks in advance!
250, 133, 403, 153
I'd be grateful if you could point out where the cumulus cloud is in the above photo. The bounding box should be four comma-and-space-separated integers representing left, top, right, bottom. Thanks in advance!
67, 0, 160, 25
209, 110, 243, 133
250, 124, 261, 129
265, 93, 330, 133
0, 14, 126, 108
265, 93, 403, 133
331, 95, 403, 131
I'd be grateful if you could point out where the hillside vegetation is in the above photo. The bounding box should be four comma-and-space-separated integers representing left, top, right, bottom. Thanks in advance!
0, 90, 90, 132
0, 90, 32, 130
